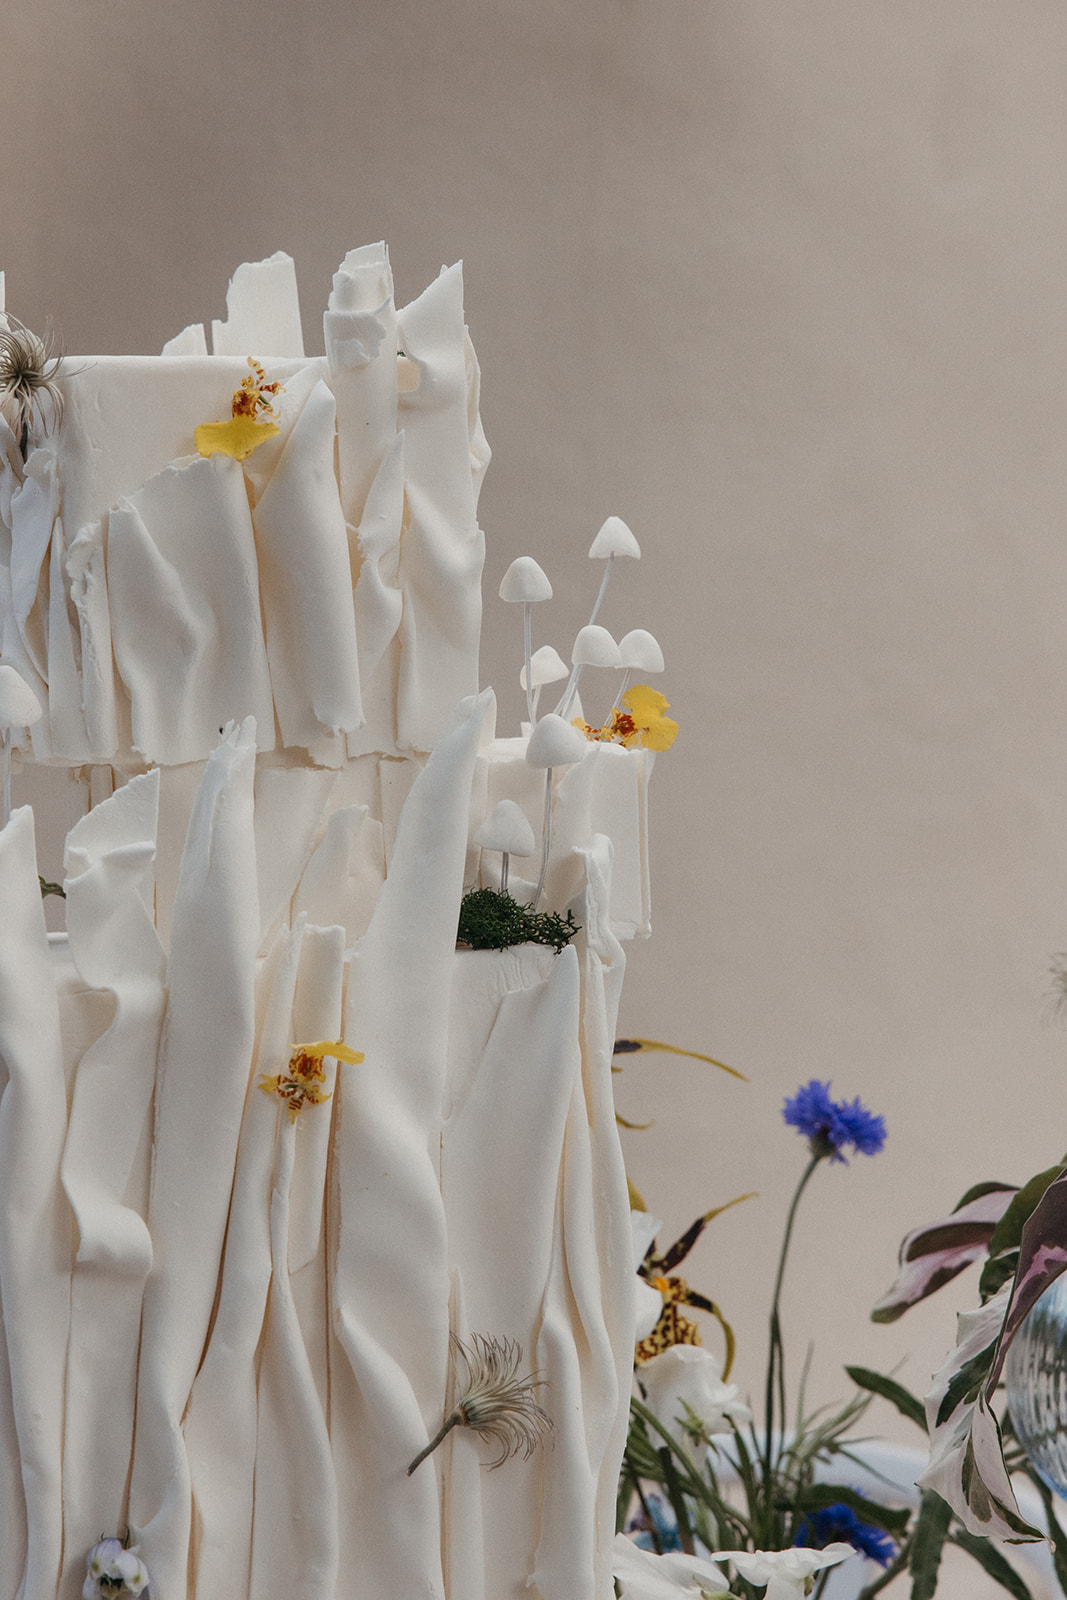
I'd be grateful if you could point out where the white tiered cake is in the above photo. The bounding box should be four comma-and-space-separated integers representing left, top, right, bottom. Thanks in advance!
0, 248, 660, 1600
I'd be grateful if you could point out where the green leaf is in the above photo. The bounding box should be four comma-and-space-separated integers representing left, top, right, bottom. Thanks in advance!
909, 1489, 953, 1600
845, 1366, 926, 1430
950, 1530, 1033, 1600
953, 1180, 1023, 1212
934, 1340, 999, 1429
987, 1165, 1067, 1262
1028, 1470, 1067, 1593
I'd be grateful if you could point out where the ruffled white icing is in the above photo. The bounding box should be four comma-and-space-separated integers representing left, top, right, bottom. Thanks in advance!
251, 378, 362, 747
108, 456, 276, 764
128, 719, 261, 1595
211, 251, 304, 359
0, 247, 655, 1600
59, 772, 165, 1595
0, 809, 71, 1599
332, 690, 492, 1597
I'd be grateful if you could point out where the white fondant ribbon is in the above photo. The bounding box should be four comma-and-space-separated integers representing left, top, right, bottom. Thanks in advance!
332, 689, 491, 1597
59, 772, 167, 1594
251, 379, 363, 748
0, 808, 72, 1600
108, 457, 276, 764
394, 265, 485, 752
129, 719, 260, 1598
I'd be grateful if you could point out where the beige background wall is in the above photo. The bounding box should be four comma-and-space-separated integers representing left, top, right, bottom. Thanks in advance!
5, 3, 1067, 1588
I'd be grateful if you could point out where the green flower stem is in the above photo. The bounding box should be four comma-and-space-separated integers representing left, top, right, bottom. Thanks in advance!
630, 1475, 664, 1556
763, 1152, 823, 1491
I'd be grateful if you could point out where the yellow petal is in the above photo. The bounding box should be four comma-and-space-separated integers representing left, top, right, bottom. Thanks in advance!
638, 715, 678, 752
622, 684, 670, 722
194, 416, 280, 462
258, 1074, 282, 1097
297, 1039, 364, 1065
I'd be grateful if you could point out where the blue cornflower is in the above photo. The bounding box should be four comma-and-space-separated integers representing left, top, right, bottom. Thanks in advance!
794, 1503, 896, 1566
782, 1080, 886, 1163
626, 1492, 683, 1553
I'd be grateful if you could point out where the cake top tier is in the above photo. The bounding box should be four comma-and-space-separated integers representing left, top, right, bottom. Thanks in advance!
0, 246, 489, 768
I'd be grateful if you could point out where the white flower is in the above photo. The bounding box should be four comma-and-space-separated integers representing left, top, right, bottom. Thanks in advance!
82, 1537, 151, 1600
632, 1211, 666, 1342
708, 1544, 853, 1600
640, 1344, 753, 1449
612, 1534, 731, 1597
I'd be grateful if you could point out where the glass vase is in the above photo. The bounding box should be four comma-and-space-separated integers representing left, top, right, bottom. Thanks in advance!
1005, 1273, 1067, 1498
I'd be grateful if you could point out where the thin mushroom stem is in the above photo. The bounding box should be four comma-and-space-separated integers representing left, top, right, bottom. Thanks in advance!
608, 668, 633, 714
0, 733, 9, 829
500, 850, 510, 896
552, 663, 582, 721
587, 553, 614, 626
523, 603, 534, 726
532, 767, 554, 909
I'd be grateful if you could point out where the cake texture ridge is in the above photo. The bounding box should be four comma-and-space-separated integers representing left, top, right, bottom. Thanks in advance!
0, 247, 666, 1599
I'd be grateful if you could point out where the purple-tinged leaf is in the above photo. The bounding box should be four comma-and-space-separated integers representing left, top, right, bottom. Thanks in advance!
918, 1287, 1043, 1542
872, 1184, 1017, 1323
986, 1167, 1067, 1394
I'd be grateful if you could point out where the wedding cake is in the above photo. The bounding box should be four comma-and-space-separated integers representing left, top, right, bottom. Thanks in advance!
0, 246, 666, 1600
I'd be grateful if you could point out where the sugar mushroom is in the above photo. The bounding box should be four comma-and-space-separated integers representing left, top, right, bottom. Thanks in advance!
525, 712, 589, 909
554, 623, 621, 720
499, 556, 553, 727
611, 627, 664, 710
586, 515, 641, 628
519, 644, 568, 723
0, 663, 43, 827
474, 798, 537, 895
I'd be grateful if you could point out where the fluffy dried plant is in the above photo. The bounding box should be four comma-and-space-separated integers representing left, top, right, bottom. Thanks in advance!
407, 1332, 552, 1475
0, 317, 68, 458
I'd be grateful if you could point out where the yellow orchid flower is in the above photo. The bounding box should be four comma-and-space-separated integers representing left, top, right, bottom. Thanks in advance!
195, 356, 284, 462
572, 684, 678, 751
259, 1039, 363, 1124
194, 414, 280, 462
620, 684, 678, 751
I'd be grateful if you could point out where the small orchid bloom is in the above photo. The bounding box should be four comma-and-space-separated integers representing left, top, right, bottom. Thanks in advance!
83, 1537, 151, 1600
259, 1039, 363, 1124
612, 1534, 730, 1598
573, 684, 678, 752
640, 1344, 752, 1450
195, 357, 283, 461
708, 1544, 853, 1600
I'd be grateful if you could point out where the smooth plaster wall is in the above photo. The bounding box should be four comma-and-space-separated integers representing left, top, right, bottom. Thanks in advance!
4, 4, 1067, 1592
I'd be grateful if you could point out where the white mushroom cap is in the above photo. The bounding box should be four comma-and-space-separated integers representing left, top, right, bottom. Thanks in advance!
588, 516, 641, 560
474, 799, 537, 857
0, 664, 42, 728
571, 625, 621, 669
499, 556, 553, 603
617, 628, 664, 673
525, 713, 590, 769
519, 644, 568, 691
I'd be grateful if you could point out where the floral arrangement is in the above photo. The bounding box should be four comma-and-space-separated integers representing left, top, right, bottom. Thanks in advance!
613, 1070, 1047, 1599
873, 1147, 1067, 1581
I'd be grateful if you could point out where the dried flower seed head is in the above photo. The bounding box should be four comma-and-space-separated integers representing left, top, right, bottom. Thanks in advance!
407, 1332, 552, 1475
0, 316, 68, 459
